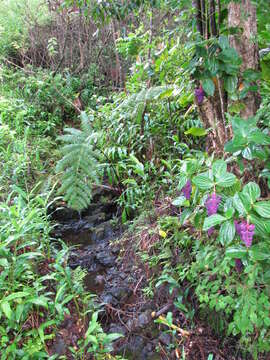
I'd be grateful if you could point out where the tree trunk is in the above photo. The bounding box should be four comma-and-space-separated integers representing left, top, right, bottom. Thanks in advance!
228, 0, 260, 118
193, 0, 227, 154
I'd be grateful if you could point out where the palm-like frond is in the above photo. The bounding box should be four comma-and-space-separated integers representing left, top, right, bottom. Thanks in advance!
56, 112, 101, 211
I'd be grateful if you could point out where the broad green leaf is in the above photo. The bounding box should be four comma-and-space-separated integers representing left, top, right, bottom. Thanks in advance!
216, 172, 236, 187
184, 127, 207, 137
248, 131, 270, 145
28, 297, 49, 309
1, 301, 12, 320
202, 78, 215, 96
177, 175, 188, 191
243, 69, 261, 82
249, 214, 269, 238
212, 160, 227, 177
218, 35, 230, 50
242, 182, 261, 203
224, 75, 238, 93
253, 201, 270, 218
203, 214, 226, 231
249, 244, 270, 261
226, 246, 248, 259
239, 193, 252, 212
0, 258, 8, 267
218, 220, 236, 246
5, 292, 30, 302
233, 193, 247, 215
242, 147, 253, 160
225, 208, 234, 219
172, 196, 186, 207
193, 174, 213, 190
225, 135, 246, 153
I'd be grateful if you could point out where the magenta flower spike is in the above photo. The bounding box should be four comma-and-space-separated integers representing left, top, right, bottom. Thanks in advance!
205, 193, 221, 236
234, 220, 255, 248
205, 193, 221, 216
182, 180, 192, 200
195, 85, 205, 104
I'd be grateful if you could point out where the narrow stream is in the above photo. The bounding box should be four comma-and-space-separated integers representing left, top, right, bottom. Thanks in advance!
51, 189, 172, 359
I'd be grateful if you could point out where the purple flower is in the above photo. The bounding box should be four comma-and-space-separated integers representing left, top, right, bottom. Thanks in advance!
182, 180, 192, 200
205, 193, 221, 236
205, 193, 221, 216
195, 85, 205, 104
235, 258, 243, 273
234, 220, 255, 248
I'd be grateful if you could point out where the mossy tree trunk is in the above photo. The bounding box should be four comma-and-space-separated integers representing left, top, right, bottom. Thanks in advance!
193, 0, 260, 154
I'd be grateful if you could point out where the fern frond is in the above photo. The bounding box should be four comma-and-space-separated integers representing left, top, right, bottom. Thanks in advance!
56, 113, 101, 211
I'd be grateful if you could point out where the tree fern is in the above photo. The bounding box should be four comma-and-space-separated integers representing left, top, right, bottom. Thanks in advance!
56, 112, 101, 211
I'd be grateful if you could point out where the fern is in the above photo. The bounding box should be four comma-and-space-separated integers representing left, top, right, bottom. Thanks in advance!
56, 112, 101, 211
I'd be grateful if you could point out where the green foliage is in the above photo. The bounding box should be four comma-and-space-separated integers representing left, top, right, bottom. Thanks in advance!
0, 0, 49, 59
56, 112, 101, 211
140, 154, 270, 357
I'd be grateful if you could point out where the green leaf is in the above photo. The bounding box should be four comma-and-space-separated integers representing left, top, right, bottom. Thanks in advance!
184, 127, 207, 137
225, 135, 246, 153
233, 193, 247, 215
243, 69, 261, 82
28, 297, 49, 309
226, 246, 248, 259
177, 175, 188, 191
249, 244, 270, 261
242, 147, 253, 160
212, 160, 227, 177
218, 220, 236, 246
253, 201, 270, 218
225, 208, 234, 219
215, 172, 236, 187
203, 214, 226, 231
242, 182, 261, 203
106, 333, 124, 342
249, 214, 269, 238
224, 75, 238, 93
218, 35, 230, 50
172, 196, 186, 207
202, 78, 215, 96
1, 301, 12, 320
239, 193, 252, 212
193, 173, 214, 190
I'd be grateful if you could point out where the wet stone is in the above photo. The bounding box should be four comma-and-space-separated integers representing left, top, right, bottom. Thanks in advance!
52, 336, 66, 355
101, 294, 118, 306
137, 311, 152, 328
109, 286, 132, 302
108, 323, 126, 336
158, 332, 172, 346
96, 251, 115, 266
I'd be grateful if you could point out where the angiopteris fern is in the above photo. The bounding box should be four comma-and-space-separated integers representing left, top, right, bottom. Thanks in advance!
56, 112, 101, 211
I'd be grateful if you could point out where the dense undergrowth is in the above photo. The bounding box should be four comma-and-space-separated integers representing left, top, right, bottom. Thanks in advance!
1, 0, 270, 359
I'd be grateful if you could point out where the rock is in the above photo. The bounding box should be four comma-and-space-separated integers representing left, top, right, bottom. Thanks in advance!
129, 335, 145, 353
91, 224, 106, 241
158, 332, 171, 346
96, 251, 115, 266
137, 311, 152, 329
101, 294, 118, 306
52, 336, 66, 355
95, 274, 105, 286
109, 323, 126, 336
111, 245, 120, 255
84, 212, 106, 226
109, 286, 132, 302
